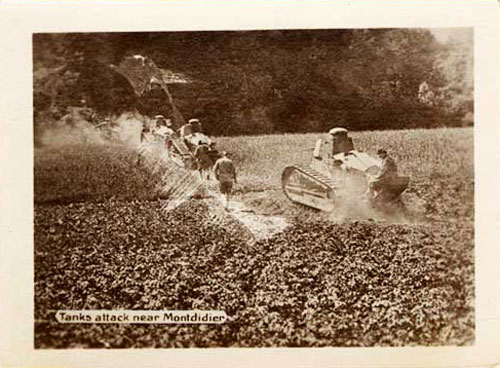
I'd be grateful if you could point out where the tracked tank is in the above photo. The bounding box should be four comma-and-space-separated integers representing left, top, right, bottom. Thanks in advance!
281, 128, 409, 212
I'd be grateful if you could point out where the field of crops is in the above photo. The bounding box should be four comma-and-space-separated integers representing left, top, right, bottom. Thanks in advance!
34, 127, 474, 348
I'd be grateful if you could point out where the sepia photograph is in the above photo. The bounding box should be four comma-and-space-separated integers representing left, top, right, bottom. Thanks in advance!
33, 28, 475, 348
1, 0, 499, 367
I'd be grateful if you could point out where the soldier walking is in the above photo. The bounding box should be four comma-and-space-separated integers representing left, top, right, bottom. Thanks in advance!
213, 151, 237, 210
194, 142, 212, 180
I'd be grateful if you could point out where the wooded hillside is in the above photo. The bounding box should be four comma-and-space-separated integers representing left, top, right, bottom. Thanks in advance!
33, 29, 473, 135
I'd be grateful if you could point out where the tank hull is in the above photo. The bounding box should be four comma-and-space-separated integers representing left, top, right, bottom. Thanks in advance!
282, 150, 409, 212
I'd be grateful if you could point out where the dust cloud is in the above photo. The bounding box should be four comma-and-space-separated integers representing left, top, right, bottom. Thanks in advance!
112, 113, 144, 147
37, 120, 106, 147
36, 112, 145, 148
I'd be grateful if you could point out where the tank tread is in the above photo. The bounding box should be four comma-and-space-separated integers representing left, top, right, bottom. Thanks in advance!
292, 165, 340, 189
282, 165, 340, 212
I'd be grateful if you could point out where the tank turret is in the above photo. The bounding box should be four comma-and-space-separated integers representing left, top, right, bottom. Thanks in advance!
328, 127, 354, 155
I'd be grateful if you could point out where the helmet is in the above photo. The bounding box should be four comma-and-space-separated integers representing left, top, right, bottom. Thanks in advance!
188, 118, 200, 124
156, 116, 167, 127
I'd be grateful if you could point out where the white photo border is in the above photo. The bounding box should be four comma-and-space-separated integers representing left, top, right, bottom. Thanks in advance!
1, 0, 499, 367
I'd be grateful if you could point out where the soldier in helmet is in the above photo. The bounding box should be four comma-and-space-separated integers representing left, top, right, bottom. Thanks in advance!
180, 119, 194, 150
154, 116, 175, 149
189, 118, 202, 134
154, 114, 167, 128
365, 148, 398, 199
180, 120, 193, 138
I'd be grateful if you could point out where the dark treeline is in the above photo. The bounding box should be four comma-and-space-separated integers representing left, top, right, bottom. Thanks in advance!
33, 29, 473, 135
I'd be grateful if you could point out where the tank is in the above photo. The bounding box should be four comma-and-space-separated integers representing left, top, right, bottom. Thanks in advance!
281, 128, 409, 213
